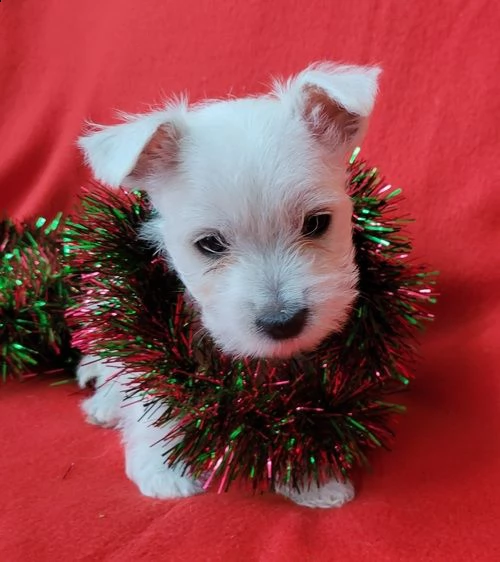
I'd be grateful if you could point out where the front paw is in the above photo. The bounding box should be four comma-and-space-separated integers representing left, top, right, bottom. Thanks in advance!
81, 393, 121, 428
278, 478, 355, 508
130, 467, 204, 500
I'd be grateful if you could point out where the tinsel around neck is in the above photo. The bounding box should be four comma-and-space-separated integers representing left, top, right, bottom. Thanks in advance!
65, 149, 437, 492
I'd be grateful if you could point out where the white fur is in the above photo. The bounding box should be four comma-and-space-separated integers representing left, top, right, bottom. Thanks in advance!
277, 479, 355, 508
77, 357, 202, 499
78, 102, 188, 188
77, 61, 380, 507
275, 62, 380, 117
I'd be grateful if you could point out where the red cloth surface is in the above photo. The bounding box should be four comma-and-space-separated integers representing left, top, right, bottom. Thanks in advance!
1, 0, 500, 560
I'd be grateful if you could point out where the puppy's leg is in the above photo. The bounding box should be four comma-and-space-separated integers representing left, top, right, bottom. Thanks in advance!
278, 478, 355, 508
122, 401, 203, 499
76, 355, 124, 428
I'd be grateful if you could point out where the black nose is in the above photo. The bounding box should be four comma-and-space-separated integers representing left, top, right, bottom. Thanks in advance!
256, 307, 309, 340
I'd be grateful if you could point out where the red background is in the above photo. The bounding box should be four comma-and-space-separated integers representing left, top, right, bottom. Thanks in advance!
1, 0, 500, 560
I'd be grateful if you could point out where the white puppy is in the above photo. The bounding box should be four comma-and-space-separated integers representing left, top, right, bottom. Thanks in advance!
77, 62, 380, 508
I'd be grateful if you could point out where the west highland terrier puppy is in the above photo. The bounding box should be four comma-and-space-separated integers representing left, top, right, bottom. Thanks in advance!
77, 62, 380, 508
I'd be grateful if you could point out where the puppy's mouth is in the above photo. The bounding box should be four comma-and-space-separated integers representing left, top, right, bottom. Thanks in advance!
256, 329, 325, 359
258, 342, 313, 360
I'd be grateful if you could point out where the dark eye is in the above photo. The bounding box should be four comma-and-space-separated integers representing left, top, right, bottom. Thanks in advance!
301, 214, 331, 238
195, 234, 228, 257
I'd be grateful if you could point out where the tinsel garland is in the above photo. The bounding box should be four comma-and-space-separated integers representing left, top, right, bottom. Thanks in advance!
0, 215, 77, 381
65, 150, 437, 492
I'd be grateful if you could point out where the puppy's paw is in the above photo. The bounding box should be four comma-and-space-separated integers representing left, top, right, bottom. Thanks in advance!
81, 392, 121, 428
131, 467, 203, 500
278, 478, 355, 509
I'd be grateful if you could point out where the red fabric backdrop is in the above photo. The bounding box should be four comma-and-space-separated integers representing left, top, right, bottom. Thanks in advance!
1, 0, 499, 560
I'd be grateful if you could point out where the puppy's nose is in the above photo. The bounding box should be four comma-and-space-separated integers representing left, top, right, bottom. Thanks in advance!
256, 307, 309, 340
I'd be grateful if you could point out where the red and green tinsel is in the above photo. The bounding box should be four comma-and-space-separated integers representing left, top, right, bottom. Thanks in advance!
0, 214, 78, 381
64, 150, 438, 492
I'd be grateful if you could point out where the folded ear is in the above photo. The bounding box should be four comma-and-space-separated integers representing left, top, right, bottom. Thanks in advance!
276, 62, 381, 149
78, 106, 186, 189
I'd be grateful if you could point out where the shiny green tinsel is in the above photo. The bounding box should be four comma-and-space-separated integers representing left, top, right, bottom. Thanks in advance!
0, 215, 77, 381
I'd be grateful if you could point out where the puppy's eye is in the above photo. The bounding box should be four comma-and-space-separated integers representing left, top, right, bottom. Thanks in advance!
195, 234, 228, 257
302, 214, 331, 238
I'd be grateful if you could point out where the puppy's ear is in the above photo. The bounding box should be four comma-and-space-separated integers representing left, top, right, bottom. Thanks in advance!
276, 62, 381, 149
78, 107, 186, 189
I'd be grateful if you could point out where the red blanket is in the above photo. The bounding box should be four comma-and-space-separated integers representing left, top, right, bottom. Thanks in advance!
1, 0, 499, 560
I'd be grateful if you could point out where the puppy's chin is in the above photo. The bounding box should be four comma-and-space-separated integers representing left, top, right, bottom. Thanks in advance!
215, 331, 327, 360
251, 338, 322, 360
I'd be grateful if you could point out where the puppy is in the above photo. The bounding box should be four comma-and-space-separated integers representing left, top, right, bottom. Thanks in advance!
77, 62, 380, 508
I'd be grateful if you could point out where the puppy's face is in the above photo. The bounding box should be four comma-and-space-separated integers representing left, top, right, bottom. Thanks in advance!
79, 63, 380, 358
